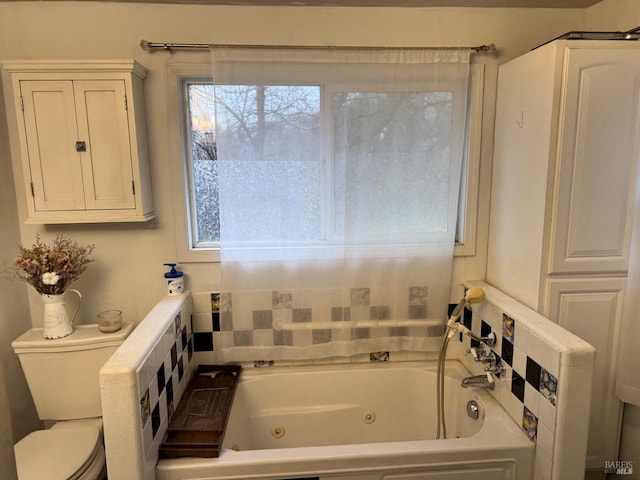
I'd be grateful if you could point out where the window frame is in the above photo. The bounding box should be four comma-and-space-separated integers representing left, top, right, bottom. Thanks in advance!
183, 81, 220, 250
168, 61, 483, 263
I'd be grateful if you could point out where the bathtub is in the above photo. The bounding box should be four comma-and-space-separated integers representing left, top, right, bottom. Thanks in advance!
156, 361, 534, 480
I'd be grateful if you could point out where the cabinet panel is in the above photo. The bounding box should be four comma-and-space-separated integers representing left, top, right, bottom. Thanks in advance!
486, 44, 558, 310
547, 277, 625, 470
74, 80, 135, 210
551, 49, 640, 274
20, 80, 85, 211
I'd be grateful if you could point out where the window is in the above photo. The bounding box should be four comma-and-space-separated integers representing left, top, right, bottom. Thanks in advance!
184, 83, 219, 246
174, 64, 483, 261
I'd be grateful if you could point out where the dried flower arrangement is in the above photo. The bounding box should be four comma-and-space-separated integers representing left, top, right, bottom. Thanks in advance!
10, 233, 95, 296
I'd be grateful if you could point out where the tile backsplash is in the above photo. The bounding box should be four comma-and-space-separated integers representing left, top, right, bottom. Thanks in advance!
190, 288, 442, 366
461, 280, 595, 480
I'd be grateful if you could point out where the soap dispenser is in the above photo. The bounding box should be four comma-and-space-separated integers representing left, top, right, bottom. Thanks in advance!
164, 263, 184, 296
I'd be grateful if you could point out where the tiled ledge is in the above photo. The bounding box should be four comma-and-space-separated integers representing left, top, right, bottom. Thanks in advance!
100, 293, 194, 480
461, 280, 595, 480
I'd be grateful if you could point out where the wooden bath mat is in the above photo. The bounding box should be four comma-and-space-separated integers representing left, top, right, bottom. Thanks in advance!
159, 364, 242, 458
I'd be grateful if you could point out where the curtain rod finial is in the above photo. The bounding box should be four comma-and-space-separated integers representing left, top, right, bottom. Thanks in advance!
140, 39, 150, 51
475, 43, 496, 53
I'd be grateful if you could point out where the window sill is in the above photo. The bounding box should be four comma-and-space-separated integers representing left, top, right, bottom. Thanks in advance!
179, 243, 473, 264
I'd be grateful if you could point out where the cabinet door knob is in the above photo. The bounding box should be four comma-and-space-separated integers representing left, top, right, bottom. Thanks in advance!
75, 141, 87, 152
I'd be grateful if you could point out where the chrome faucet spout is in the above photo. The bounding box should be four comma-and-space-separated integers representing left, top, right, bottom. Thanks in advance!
461, 373, 495, 390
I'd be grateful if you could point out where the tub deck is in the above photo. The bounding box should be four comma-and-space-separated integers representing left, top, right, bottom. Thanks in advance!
156, 361, 534, 480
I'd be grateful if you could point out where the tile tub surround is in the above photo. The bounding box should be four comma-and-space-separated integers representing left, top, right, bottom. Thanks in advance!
191, 290, 445, 366
95, 284, 590, 480
100, 293, 195, 480
461, 281, 596, 480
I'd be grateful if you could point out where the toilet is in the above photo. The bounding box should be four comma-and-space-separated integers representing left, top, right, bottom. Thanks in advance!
11, 323, 133, 480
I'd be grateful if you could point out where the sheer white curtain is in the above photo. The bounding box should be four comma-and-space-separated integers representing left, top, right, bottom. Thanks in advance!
211, 46, 471, 362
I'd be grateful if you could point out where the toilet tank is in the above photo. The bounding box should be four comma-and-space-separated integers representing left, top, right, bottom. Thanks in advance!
11, 323, 134, 421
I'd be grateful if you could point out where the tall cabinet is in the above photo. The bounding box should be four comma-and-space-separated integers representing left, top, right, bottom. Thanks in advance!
487, 40, 640, 472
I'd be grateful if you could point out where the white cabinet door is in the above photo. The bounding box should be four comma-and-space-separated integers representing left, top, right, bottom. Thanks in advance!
74, 80, 136, 210
546, 277, 626, 470
20, 80, 85, 211
550, 48, 640, 274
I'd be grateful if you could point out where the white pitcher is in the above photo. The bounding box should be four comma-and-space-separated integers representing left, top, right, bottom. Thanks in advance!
42, 289, 82, 339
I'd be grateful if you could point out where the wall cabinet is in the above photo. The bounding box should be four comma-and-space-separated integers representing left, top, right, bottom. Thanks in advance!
487, 40, 640, 471
2, 60, 155, 223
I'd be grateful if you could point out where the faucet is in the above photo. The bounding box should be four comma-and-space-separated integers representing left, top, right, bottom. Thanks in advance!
461, 372, 495, 390
463, 337, 505, 390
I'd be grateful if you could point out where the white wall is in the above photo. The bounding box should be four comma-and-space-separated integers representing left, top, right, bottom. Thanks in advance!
0, 69, 39, 476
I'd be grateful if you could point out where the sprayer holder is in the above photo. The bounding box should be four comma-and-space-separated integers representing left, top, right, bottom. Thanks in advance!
447, 319, 496, 346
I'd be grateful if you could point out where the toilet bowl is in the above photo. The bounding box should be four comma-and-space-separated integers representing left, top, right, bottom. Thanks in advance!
12, 323, 133, 480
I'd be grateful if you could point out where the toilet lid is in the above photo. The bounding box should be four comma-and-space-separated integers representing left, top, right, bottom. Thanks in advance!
14, 425, 101, 480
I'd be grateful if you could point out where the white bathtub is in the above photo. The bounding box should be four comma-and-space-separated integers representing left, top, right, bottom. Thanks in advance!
156, 361, 534, 480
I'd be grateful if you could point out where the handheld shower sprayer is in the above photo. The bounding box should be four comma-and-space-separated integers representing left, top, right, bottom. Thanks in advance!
445, 287, 491, 342
437, 286, 488, 440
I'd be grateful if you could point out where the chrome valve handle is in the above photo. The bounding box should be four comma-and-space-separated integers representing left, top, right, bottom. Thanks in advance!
466, 343, 494, 363
484, 357, 505, 376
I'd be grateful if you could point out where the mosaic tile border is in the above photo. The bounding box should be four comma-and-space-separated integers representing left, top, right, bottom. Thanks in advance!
461, 311, 559, 447
138, 308, 195, 454
213, 287, 430, 347
191, 290, 436, 365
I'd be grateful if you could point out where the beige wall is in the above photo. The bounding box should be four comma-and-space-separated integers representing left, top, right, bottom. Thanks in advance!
585, 0, 640, 31
0, 69, 39, 477
0, 0, 638, 472
0, 365, 17, 480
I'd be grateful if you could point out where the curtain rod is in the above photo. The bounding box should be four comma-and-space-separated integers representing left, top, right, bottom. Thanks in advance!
139, 39, 497, 53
